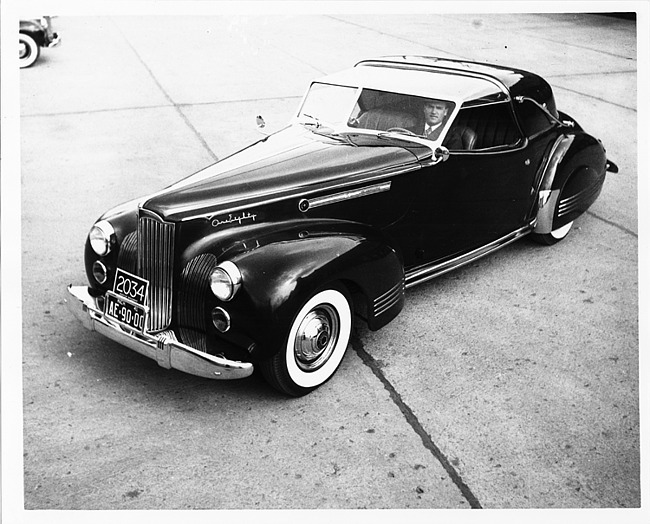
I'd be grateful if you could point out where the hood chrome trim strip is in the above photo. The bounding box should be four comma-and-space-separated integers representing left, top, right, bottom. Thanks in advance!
299, 181, 392, 211
174, 163, 419, 223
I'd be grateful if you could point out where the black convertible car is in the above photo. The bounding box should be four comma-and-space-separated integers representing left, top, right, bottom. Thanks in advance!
66, 56, 618, 396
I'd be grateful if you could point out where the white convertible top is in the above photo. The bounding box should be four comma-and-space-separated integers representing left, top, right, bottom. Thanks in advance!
314, 64, 506, 105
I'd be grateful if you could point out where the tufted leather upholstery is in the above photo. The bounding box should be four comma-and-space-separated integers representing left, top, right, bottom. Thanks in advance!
451, 105, 521, 149
357, 107, 417, 132
456, 126, 477, 150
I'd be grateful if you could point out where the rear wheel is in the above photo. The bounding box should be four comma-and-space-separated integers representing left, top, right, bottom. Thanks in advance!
19, 33, 40, 68
531, 177, 576, 246
531, 219, 574, 245
260, 286, 352, 396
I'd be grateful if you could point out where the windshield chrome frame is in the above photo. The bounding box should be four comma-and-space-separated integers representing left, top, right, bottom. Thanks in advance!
292, 81, 465, 153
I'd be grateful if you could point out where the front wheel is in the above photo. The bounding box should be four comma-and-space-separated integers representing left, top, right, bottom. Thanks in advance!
260, 286, 353, 396
19, 33, 40, 68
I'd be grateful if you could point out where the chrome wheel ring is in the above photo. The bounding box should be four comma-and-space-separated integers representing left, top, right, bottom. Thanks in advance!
294, 304, 340, 372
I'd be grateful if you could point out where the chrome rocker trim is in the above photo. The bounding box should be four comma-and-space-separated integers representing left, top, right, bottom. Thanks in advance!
65, 285, 253, 380
405, 223, 534, 289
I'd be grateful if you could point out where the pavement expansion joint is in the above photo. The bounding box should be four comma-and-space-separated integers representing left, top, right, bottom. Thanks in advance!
351, 335, 483, 509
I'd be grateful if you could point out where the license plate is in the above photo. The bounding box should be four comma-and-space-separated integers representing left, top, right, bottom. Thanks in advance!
105, 292, 148, 333
104, 269, 150, 332
112, 268, 149, 306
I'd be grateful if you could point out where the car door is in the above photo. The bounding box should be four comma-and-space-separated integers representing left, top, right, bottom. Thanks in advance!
390, 100, 551, 269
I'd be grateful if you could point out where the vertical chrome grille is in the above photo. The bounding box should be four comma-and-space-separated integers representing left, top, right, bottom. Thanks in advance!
138, 215, 175, 332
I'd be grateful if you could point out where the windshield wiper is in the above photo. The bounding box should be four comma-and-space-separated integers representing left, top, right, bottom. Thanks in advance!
299, 113, 322, 128
377, 128, 420, 138
299, 114, 358, 146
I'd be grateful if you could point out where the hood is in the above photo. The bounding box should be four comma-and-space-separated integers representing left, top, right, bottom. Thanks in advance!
142, 126, 423, 222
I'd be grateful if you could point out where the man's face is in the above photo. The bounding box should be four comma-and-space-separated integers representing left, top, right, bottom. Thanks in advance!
423, 101, 449, 126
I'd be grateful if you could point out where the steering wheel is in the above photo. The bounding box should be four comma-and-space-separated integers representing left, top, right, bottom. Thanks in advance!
386, 127, 417, 136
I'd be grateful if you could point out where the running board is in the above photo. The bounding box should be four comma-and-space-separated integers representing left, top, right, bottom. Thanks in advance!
405, 223, 534, 289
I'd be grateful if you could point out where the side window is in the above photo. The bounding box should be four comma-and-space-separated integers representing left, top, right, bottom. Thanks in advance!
516, 99, 554, 137
446, 102, 523, 151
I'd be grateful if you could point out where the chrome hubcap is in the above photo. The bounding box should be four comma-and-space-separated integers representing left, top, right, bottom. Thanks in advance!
19, 42, 28, 59
294, 304, 339, 371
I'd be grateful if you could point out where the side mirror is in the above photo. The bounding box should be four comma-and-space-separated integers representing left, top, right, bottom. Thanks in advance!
434, 146, 450, 162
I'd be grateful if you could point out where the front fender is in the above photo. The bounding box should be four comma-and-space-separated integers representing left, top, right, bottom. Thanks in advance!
218, 229, 404, 360
20, 22, 45, 46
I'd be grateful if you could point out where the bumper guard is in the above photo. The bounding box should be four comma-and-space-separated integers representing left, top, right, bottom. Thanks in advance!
65, 285, 253, 380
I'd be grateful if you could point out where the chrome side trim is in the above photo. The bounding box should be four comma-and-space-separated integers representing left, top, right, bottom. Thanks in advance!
178, 163, 420, 223
65, 285, 253, 380
299, 181, 391, 211
538, 135, 575, 193
557, 179, 603, 218
405, 224, 534, 289
534, 189, 560, 234
533, 135, 574, 235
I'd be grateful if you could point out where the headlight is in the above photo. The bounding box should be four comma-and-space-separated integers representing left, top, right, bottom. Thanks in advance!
89, 220, 115, 256
209, 261, 242, 301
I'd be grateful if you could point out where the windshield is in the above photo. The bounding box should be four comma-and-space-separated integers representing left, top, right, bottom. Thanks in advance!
297, 83, 359, 126
297, 83, 456, 141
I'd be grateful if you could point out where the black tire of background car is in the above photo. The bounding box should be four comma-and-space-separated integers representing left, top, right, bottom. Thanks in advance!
260, 285, 353, 396
19, 32, 40, 68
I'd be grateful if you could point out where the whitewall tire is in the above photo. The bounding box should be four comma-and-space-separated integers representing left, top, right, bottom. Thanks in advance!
261, 286, 352, 396
19, 33, 40, 69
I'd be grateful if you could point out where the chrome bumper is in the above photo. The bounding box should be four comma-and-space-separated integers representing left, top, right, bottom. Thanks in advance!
65, 285, 254, 380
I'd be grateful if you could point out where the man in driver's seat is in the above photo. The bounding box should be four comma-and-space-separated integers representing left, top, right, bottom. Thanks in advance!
417, 98, 468, 150
421, 99, 450, 140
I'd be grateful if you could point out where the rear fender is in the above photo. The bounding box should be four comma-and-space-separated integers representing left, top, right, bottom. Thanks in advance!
534, 133, 607, 234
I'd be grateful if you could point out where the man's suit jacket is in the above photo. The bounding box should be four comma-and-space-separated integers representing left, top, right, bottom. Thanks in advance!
414, 120, 464, 149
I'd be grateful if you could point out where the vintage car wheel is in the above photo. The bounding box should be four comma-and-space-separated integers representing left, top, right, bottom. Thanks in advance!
19, 33, 40, 68
261, 286, 353, 396
531, 179, 576, 246
532, 219, 574, 245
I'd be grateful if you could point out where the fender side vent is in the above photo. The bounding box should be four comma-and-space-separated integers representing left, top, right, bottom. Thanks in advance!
373, 279, 405, 317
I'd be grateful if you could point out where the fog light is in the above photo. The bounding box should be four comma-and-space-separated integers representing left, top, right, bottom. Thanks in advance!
212, 307, 231, 333
92, 260, 108, 284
